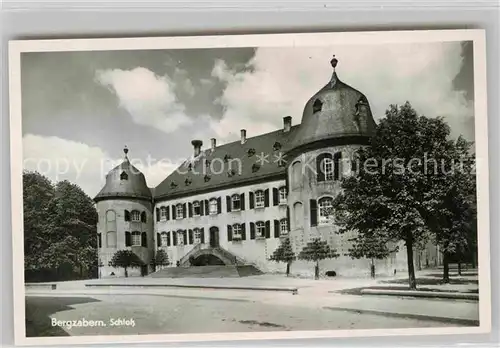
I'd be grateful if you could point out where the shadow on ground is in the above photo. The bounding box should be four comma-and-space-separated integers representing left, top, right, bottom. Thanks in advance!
381, 278, 478, 286
25, 296, 101, 337
335, 285, 478, 296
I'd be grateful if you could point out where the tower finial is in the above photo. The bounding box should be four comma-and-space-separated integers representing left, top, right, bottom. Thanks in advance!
330, 55, 338, 71
123, 145, 129, 158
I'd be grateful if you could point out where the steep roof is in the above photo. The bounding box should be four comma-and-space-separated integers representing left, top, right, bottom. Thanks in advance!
154, 126, 299, 200
94, 155, 152, 202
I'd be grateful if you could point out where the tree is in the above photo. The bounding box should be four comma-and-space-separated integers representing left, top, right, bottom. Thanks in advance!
152, 249, 170, 270
269, 238, 296, 276
298, 238, 339, 280
334, 102, 460, 290
109, 250, 144, 277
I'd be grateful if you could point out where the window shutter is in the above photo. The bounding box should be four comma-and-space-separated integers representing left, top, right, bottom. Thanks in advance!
125, 231, 131, 246
249, 192, 255, 209
188, 203, 193, 217
274, 220, 280, 238
141, 232, 147, 247
240, 193, 245, 210
98, 233, 102, 248
205, 200, 209, 215
183, 231, 188, 245
200, 228, 205, 243
217, 197, 222, 214
173, 232, 177, 246
241, 223, 246, 240
156, 208, 160, 222
172, 206, 176, 220
183, 203, 187, 218
157, 233, 161, 247
166, 206, 170, 220
334, 152, 342, 180
226, 196, 231, 212
167, 232, 171, 246
264, 189, 270, 207
316, 153, 326, 182
265, 221, 271, 238
310, 199, 318, 227
250, 223, 256, 239
273, 188, 279, 206
141, 211, 147, 223
200, 201, 205, 216
287, 207, 291, 231
124, 210, 130, 221
189, 229, 193, 244
227, 225, 233, 241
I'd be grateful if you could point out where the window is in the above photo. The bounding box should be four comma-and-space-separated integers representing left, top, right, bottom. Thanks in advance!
255, 190, 265, 208
209, 199, 218, 215
293, 202, 304, 228
318, 197, 334, 225
131, 231, 141, 246
292, 161, 302, 189
106, 231, 117, 248
131, 210, 140, 222
323, 157, 334, 181
279, 187, 287, 204
120, 171, 128, 180
231, 194, 241, 211
313, 99, 323, 113
193, 201, 201, 216
160, 206, 168, 220
176, 204, 183, 219
280, 219, 288, 235
177, 230, 185, 246
161, 232, 169, 246
232, 224, 242, 239
193, 228, 202, 243
256, 221, 265, 238
106, 210, 116, 222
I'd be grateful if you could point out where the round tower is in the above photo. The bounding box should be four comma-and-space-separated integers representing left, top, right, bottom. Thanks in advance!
284, 56, 378, 276
94, 146, 154, 278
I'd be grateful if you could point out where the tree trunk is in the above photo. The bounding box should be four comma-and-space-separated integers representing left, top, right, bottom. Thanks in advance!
286, 262, 290, 277
314, 260, 319, 280
443, 253, 450, 283
370, 259, 375, 279
458, 262, 462, 276
124, 267, 128, 278
405, 236, 417, 290
418, 251, 422, 271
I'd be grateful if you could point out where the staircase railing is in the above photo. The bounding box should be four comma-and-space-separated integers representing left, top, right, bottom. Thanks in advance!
213, 247, 246, 266
179, 243, 204, 266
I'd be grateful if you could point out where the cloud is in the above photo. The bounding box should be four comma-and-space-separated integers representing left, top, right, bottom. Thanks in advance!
23, 134, 179, 197
211, 42, 474, 142
95, 67, 193, 133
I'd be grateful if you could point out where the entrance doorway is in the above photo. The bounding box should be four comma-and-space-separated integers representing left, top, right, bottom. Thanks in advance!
209, 227, 219, 248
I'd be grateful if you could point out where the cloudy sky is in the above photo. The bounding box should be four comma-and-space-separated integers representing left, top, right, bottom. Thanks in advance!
21, 40, 474, 198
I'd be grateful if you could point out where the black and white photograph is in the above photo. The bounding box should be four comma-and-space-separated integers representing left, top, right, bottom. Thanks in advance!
9, 30, 490, 345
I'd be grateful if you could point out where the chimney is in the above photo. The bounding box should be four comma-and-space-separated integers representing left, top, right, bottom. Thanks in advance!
210, 138, 217, 151
283, 116, 292, 132
191, 140, 203, 157
240, 129, 247, 144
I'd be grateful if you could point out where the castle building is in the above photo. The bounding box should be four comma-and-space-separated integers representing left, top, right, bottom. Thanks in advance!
94, 56, 442, 278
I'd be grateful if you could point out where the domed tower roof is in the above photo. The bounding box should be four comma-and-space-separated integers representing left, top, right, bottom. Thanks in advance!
94, 146, 152, 202
286, 55, 376, 153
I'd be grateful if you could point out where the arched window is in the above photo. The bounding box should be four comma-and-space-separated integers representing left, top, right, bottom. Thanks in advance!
106, 210, 116, 222
280, 218, 288, 235
106, 231, 117, 248
256, 221, 266, 238
160, 232, 169, 246
231, 194, 241, 211
131, 231, 141, 246
293, 202, 304, 228
131, 210, 141, 222
291, 161, 302, 189
209, 198, 218, 215
313, 99, 323, 113
318, 197, 334, 225
232, 224, 242, 239
254, 190, 265, 208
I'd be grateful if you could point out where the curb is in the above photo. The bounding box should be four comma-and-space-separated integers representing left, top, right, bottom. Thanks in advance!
25, 284, 57, 290
85, 283, 298, 294
360, 288, 479, 300
324, 307, 479, 326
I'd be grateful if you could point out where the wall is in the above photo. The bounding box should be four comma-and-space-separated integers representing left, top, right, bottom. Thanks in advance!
96, 198, 154, 278
155, 179, 287, 271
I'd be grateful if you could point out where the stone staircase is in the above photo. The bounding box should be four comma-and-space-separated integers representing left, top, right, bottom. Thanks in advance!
149, 265, 262, 278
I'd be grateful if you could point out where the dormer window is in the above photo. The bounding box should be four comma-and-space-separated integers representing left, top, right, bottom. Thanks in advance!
313, 99, 323, 113
120, 171, 128, 180
247, 148, 256, 157
273, 142, 282, 151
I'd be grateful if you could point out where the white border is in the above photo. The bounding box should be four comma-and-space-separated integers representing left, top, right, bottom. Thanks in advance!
8, 29, 491, 346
